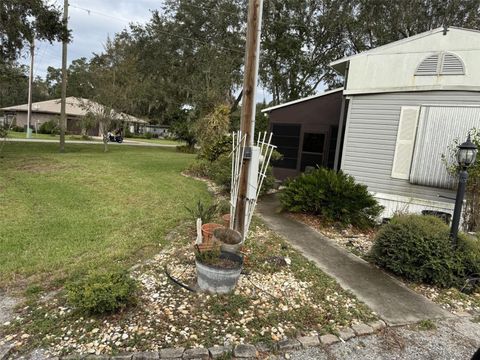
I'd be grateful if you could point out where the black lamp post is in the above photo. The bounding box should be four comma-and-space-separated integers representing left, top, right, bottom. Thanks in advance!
450, 134, 478, 246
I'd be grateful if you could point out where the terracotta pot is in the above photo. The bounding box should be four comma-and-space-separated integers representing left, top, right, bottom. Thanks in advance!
222, 213, 231, 228
201, 223, 223, 243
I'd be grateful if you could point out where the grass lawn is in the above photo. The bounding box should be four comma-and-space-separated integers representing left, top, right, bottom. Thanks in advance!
6, 131, 101, 142
0, 142, 210, 290
125, 137, 185, 146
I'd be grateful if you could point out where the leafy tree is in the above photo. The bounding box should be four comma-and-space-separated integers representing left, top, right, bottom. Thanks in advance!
0, 0, 68, 62
261, 0, 347, 104
340, 0, 480, 53
159, 0, 245, 116
0, 62, 28, 108
170, 109, 198, 149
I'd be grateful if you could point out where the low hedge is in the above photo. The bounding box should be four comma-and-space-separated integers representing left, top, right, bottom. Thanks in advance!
370, 215, 480, 289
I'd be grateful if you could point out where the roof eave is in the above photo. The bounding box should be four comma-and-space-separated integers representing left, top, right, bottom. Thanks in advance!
262, 87, 344, 113
330, 61, 348, 75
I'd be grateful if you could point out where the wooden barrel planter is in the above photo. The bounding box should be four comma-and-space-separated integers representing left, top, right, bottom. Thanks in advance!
212, 228, 243, 253
201, 223, 223, 243
195, 251, 243, 293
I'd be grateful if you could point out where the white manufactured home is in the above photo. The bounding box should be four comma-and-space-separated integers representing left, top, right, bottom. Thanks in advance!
331, 27, 480, 218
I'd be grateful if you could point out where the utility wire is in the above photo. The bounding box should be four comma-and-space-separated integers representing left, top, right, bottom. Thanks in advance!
69, 3, 245, 55
171, 0, 314, 31
68, 1, 312, 55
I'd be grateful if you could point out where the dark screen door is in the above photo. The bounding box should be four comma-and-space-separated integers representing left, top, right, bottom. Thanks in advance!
300, 132, 326, 171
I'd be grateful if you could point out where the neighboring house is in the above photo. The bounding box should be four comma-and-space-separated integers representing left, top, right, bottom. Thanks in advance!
264, 26, 480, 219
1, 97, 148, 136
142, 124, 171, 138
262, 88, 344, 180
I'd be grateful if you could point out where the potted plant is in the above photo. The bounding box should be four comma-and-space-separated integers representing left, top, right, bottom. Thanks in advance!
186, 200, 223, 242
195, 244, 243, 293
212, 227, 243, 253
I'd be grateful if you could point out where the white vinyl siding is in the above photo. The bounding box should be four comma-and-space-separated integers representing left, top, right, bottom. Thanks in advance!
391, 106, 420, 179
341, 91, 480, 203
410, 105, 480, 188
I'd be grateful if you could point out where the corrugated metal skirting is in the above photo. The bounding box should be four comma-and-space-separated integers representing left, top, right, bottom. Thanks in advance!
410, 105, 480, 189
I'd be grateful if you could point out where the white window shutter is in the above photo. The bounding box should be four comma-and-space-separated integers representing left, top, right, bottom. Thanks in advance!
391, 106, 420, 179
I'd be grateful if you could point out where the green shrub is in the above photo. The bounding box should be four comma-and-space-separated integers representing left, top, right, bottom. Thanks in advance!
187, 159, 210, 178
201, 135, 232, 162
66, 270, 137, 315
186, 199, 218, 223
280, 168, 383, 228
187, 136, 280, 196
209, 154, 232, 191
144, 132, 153, 139
370, 215, 480, 288
39, 119, 59, 134
11, 126, 24, 132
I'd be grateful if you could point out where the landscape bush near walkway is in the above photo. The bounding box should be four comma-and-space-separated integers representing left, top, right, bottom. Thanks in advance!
280, 168, 383, 229
370, 215, 480, 290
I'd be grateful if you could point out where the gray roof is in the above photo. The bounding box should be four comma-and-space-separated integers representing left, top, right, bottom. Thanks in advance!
1, 97, 148, 124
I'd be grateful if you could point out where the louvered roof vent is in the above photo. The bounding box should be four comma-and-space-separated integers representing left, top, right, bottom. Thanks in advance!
415, 52, 465, 76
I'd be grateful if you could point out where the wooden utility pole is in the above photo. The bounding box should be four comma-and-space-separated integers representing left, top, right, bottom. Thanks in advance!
234, 0, 263, 237
26, 40, 34, 139
59, 0, 68, 152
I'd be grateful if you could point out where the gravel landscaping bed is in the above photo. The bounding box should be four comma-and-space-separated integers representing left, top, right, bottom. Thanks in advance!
0, 221, 376, 358
288, 213, 480, 318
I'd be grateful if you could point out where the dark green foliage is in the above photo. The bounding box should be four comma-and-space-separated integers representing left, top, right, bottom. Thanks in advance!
1, 0, 68, 62
280, 168, 383, 228
370, 215, 480, 289
209, 155, 232, 191
39, 119, 59, 134
0, 124, 7, 139
66, 270, 137, 315
195, 246, 221, 267
188, 135, 279, 196
187, 159, 210, 178
201, 135, 232, 162
144, 132, 153, 139
11, 126, 24, 132
186, 200, 218, 223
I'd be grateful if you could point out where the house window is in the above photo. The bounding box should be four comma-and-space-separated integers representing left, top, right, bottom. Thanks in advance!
271, 124, 301, 169
391, 105, 480, 189
415, 52, 465, 76
300, 133, 325, 171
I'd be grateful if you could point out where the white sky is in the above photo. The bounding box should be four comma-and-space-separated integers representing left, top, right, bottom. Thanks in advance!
23, 0, 271, 102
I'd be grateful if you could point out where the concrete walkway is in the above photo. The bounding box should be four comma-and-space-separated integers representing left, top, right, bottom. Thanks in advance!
4, 138, 177, 147
257, 194, 452, 326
